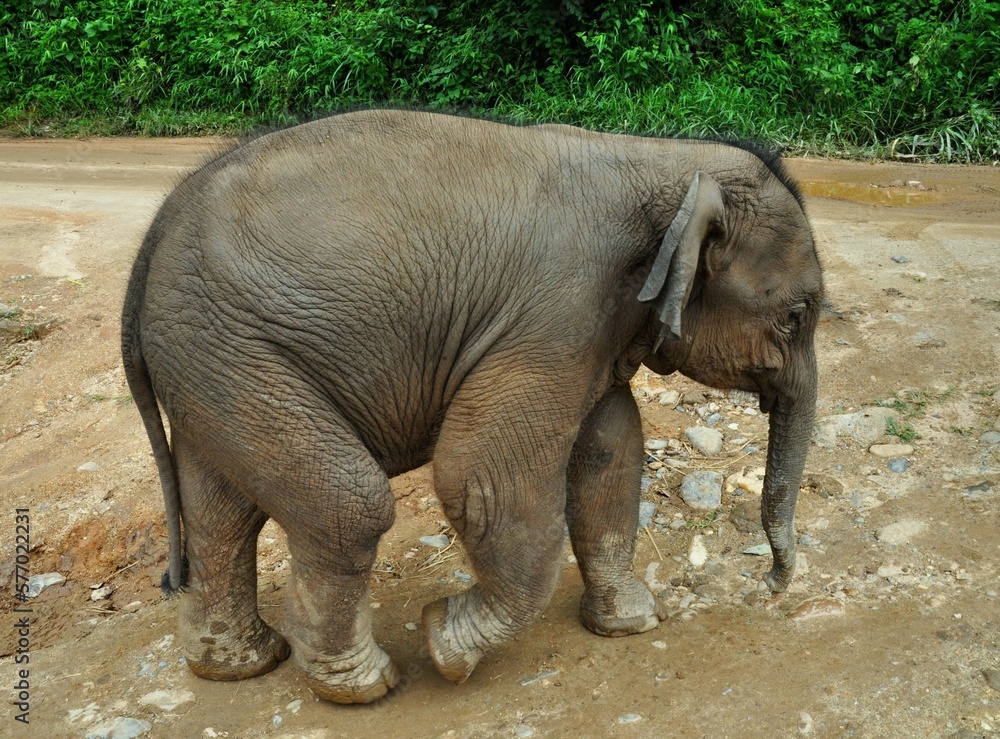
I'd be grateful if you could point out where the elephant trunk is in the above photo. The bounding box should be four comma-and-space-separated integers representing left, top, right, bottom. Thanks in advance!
760, 363, 817, 593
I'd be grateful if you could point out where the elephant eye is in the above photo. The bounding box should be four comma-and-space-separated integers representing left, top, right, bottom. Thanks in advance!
786, 304, 807, 337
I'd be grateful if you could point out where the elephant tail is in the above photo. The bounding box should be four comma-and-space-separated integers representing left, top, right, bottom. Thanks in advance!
121, 238, 186, 595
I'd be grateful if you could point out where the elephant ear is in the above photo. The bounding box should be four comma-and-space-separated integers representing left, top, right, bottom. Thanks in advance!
638, 171, 727, 351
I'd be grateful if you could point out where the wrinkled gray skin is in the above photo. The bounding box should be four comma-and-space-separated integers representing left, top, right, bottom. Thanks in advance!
122, 109, 822, 704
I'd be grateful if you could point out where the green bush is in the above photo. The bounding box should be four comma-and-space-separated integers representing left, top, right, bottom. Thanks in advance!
1, 0, 998, 160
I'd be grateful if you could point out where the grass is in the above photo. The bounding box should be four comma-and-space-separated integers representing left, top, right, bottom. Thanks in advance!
686, 511, 718, 530
886, 418, 919, 443
1, 1, 998, 161
878, 386, 959, 442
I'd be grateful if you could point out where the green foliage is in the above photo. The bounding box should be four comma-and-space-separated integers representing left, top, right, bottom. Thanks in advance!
2, 0, 998, 159
886, 417, 918, 442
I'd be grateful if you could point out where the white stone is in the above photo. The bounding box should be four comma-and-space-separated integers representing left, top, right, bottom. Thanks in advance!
85, 718, 152, 739
876, 519, 927, 545
869, 443, 914, 458
645, 438, 669, 450
139, 689, 195, 712
816, 407, 899, 448
122, 601, 142, 614
685, 427, 724, 457
658, 390, 680, 407
725, 467, 765, 496
618, 714, 643, 725
688, 535, 708, 567
418, 534, 450, 549
26, 572, 65, 597
77, 461, 99, 472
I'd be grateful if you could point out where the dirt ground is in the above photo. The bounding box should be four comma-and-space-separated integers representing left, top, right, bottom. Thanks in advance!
1, 139, 998, 739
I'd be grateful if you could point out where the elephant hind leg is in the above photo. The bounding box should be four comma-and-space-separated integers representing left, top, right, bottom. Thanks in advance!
173, 432, 290, 681
251, 421, 400, 704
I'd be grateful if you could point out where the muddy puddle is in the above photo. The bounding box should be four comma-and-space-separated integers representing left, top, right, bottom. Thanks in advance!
798, 179, 941, 206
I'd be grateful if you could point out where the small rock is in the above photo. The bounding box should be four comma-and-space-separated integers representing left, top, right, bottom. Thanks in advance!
85, 717, 152, 739
90, 585, 114, 601
730, 499, 763, 534
816, 407, 899, 448
139, 689, 195, 712
26, 572, 65, 597
685, 427, 723, 456
658, 390, 680, 407
122, 601, 143, 614
645, 438, 669, 451
453, 570, 472, 583
993, 418, 1000, 432
869, 443, 914, 458
404, 622, 417, 631
983, 669, 1000, 693
799, 711, 814, 734
743, 543, 772, 556
286, 700, 303, 713
618, 713, 643, 725
272, 714, 283, 727
77, 461, 99, 472
876, 519, 927, 545
890, 255, 910, 264
688, 535, 708, 566
680, 471, 723, 510
876, 564, 905, 578
638, 501, 656, 528
683, 390, 706, 404
725, 467, 765, 496
887, 457, 909, 474
979, 431, 1000, 445
514, 726, 535, 738
418, 534, 450, 549
651, 640, 667, 649
799, 534, 821, 548
787, 597, 845, 622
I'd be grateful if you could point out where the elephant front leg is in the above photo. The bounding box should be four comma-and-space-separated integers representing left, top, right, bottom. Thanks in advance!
424, 368, 577, 683
567, 384, 667, 637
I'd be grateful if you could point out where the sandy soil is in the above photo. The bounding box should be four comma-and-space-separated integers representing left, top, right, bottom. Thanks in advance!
1, 139, 998, 739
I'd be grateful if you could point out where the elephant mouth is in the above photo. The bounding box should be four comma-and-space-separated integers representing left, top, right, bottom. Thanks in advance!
759, 389, 778, 414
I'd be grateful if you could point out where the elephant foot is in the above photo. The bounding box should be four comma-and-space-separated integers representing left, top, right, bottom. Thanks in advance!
298, 639, 400, 704
580, 578, 667, 637
185, 619, 290, 681
422, 596, 489, 684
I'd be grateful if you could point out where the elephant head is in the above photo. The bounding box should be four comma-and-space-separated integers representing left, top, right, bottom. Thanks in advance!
640, 161, 822, 592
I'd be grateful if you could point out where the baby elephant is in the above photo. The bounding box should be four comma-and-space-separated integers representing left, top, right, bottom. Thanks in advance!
122, 109, 822, 703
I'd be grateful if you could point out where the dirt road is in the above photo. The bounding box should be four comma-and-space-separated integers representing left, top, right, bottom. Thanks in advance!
1, 139, 998, 738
